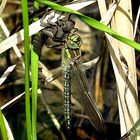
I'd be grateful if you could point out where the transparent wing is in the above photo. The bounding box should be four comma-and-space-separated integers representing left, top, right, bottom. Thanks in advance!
71, 61, 104, 132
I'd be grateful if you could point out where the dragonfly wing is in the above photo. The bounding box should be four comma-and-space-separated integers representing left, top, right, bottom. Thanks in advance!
71, 62, 104, 132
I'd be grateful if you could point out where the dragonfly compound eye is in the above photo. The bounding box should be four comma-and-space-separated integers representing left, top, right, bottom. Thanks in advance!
69, 34, 82, 47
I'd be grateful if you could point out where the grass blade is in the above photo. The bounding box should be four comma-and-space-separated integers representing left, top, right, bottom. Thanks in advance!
21, 0, 32, 139
0, 110, 8, 140
31, 49, 39, 140
31, 1, 40, 140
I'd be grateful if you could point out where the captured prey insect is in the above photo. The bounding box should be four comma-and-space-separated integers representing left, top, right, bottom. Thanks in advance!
33, 12, 104, 132
32, 12, 75, 58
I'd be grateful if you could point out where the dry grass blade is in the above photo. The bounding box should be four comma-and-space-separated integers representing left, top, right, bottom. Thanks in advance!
98, 0, 139, 137
0, 65, 16, 86
134, 6, 140, 38
0, 18, 22, 58
1, 90, 27, 110
100, 2, 117, 25
0, 0, 7, 15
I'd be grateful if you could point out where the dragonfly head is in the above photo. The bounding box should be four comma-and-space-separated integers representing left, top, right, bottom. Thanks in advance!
65, 33, 82, 64
67, 33, 82, 49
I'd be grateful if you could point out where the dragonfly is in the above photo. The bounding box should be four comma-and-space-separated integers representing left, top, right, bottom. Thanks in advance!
31, 10, 104, 132
62, 31, 105, 132
32, 10, 104, 132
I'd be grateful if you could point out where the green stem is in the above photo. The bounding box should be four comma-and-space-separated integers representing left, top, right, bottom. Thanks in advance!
21, 0, 32, 139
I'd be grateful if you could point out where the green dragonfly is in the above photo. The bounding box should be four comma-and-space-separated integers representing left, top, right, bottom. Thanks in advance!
62, 32, 104, 132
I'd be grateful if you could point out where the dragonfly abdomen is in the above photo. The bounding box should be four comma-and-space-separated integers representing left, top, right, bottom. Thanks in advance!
63, 64, 72, 130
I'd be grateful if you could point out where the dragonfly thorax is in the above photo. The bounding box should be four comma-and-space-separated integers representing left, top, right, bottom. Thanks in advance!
65, 33, 82, 64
